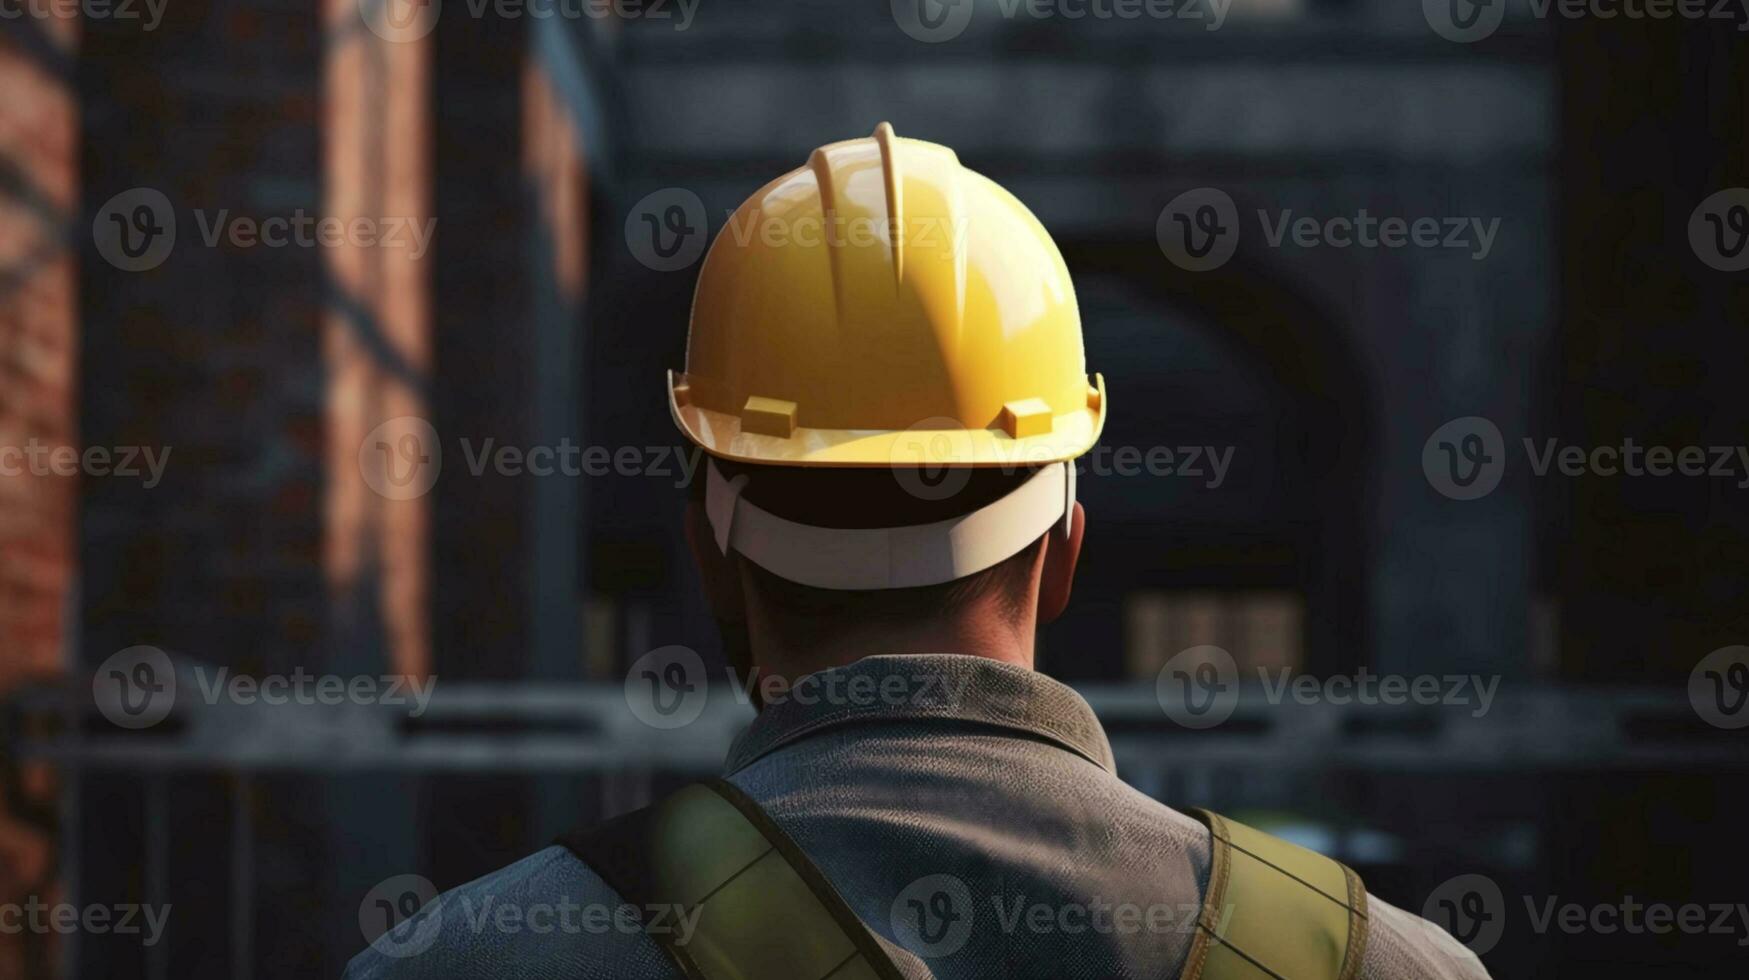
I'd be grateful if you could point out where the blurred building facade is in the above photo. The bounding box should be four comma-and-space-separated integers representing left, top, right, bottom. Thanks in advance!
0, 13, 79, 980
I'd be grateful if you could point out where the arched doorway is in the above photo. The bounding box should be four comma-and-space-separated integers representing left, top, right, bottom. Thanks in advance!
1046, 242, 1378, 683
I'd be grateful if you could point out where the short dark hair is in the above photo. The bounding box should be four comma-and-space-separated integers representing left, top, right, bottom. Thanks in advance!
693, 458, 1047, 626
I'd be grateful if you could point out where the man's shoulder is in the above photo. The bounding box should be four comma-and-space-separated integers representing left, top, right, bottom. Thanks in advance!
1362, 893, 1494, 980
342, 845, 680, 980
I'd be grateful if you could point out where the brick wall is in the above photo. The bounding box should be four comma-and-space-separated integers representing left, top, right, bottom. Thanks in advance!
0, 16, 78, 980
76, 3, 327, 975
0, 21, 76, 682
323, 0, 432, 681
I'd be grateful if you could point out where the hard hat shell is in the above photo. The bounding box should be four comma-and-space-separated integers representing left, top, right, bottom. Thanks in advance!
668, 122, 1106, 468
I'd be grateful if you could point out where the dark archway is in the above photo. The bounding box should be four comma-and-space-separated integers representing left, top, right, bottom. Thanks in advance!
1048, 241, 1378, 681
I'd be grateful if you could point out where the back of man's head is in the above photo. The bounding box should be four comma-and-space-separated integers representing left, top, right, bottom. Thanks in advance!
668, 124, 1102, 676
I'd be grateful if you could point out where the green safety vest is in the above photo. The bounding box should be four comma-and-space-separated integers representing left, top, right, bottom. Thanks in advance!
561, 780, 1368, 980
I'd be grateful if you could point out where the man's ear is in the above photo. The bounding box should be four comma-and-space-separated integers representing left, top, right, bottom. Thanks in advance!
686, 500, 745, 623
1037, 501, 1084, 625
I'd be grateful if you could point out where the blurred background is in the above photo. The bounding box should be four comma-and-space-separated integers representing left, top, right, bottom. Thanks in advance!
2, 0, 1748, 976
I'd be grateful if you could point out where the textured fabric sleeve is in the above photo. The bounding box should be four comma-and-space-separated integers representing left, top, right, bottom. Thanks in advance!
1359, 894, 1493, 980
342, 846, 683, 980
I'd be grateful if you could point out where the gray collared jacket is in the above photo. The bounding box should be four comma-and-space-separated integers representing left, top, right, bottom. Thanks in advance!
346, 654, 1491, 979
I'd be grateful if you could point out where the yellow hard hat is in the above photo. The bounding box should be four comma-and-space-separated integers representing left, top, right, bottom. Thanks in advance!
668, 122, 1105, 469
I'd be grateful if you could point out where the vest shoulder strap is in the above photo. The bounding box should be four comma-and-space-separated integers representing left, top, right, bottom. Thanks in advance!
1179, 808, 1370, 980
558, 778, 904, 980
561, 788, 1368, 980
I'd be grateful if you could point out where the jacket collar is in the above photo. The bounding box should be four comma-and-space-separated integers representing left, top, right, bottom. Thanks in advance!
722, 653, 1116, 775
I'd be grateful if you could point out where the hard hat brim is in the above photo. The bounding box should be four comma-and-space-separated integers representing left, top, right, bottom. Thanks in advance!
668, 370, 1107, 468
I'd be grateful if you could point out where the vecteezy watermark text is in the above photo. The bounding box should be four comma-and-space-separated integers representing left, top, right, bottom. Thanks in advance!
359, 0, 698, 44
0, 898, 171, 946
1255, 210, 1499, 260
0, 440, 171, 488
457, 439, 705, 486
892, 0, 1231, 43
0, 0, 168, 30
358, 873, 704, 962
1155, 646, 1500, 729
93, 187, 435, 272
1423, 417, 1749, 501
1425, 0, 1749, 44
1158, 189, 1502, 271
889, 872, 1230, 958
191, 210, 435, 259
191, 666, 435, 716
92, 646, 435, 729
359, 415, 1238, 502
358, 421, 711, 500
622, 647, 984, 729
1424, 873, 1749, 956
624, 190, 973, 272
456, 895, 701, 943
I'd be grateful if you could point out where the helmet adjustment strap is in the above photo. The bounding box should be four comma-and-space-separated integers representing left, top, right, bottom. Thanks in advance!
704, 459, 1075, 591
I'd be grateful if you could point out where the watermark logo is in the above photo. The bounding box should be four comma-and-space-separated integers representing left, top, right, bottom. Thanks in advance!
1424, 873, 1507, 954
360, 417, 442, 501
720, 209, 970, 253
1156, 644, 1240, 729
359, 0, 442, 42
891, 874, 975, 957
888, 417, 978, 502
93, 645, 434, 729
191, 667, 435, 716
95, 187, 436, 269
895, 0, 1230, 41
360, 424, 712, 499
362, 0, 698, 40
624, 645, 709, 729
892, 0, 976, 42
1423, 0, 1505, 42
628, 186, 974, 271
1157, 188, 1240, 273
1690, 188, 1749, 273
1423, 416, 1506, 501
1429, 0, 1749, 43
93, 188, 176, 272
724, 665, 975, 713
1425, 418, 1749, 501
1261, 668, 1498, 716
886, 419, 1238, 503
1161, 193, 1501, 271
991, 896, 1215, 937
1258, 210, 1499, 259
1690, 645, 1749, 730
628, 659, 982, 726
451, 894, 699, 941
1157, 652, 1500, 727
360, 874, 443, 958
92, 646, 177, 729
626, 188, 709, 272
1426, 873, 1749, 953
190, 209, 435, 258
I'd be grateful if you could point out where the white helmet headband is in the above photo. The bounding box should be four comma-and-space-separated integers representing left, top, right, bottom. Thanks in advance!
704, 460, 1076, 591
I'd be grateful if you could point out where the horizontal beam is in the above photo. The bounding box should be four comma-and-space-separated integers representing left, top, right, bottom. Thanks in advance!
8, 680, 1743, 773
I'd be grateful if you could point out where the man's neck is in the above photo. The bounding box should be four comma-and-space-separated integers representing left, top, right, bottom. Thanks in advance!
745, 610, 1035, 693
